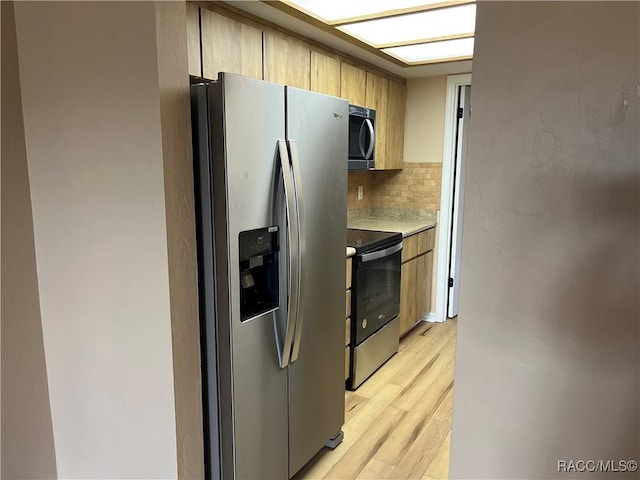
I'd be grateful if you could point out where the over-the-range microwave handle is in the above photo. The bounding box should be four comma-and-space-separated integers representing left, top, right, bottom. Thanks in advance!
275, 140, 299, 369
359, 241, 403, 263
287, 140, 306, 364
364, 118, 375, 160
358, 121, 367, 159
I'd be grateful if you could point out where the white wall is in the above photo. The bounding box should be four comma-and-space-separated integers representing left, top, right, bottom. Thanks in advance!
8, 2, 195, 477
451, 2, 639, 478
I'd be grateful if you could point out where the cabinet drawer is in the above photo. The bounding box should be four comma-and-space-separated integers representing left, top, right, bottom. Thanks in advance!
345, 317, 351, 346
346, 258, 352, 289
402, 234, 419, 262
418, 228, 436, 255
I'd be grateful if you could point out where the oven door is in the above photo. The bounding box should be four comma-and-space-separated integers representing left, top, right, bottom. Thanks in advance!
353, 241, 402, 345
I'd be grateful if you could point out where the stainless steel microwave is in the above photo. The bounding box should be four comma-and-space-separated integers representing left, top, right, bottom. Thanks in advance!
348, 105, 376, 170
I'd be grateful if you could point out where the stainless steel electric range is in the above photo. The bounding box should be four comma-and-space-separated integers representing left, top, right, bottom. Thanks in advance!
347, 229, 403, 390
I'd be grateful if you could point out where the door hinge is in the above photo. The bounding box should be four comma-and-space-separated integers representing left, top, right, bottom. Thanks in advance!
457, 107, 464, 119
448, 277, 454, 287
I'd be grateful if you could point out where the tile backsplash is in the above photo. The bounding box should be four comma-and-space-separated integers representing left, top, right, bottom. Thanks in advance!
347, 162, 442, 212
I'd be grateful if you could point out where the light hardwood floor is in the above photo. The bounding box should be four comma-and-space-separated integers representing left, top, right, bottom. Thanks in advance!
295, 319, 457, 480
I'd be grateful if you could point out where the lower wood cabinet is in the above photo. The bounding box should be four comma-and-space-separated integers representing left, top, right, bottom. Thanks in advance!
399, 257, 418, 334
399, 228, 435, 337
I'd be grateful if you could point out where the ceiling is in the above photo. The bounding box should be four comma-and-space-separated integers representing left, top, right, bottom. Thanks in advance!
226, 0, 473, 78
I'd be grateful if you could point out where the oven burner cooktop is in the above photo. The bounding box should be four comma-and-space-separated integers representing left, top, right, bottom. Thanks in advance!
347, 229, 402, 254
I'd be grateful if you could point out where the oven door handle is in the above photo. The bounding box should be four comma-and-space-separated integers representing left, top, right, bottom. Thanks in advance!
359, 241, 403, 263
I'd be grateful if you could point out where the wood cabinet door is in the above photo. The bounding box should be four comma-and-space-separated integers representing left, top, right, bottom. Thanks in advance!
399, 258, 417, 336
186, 4, 201, 77
200, 9, 262, 80
365, 72, 389, 170
310, 51, 340, 97
340, 63, 366, 106
386, 80, 406, 169
264, 32, 310, 89
416, 250, 434, 319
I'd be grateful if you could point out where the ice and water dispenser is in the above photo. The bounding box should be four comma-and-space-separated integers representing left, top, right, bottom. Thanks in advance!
239, 226, 280, 321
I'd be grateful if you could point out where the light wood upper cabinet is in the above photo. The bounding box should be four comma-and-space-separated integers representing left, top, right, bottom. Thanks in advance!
310, 51, 340, 97
200, 9, 263, 80
386, 80, 406, 170
186, 4, 201, 77
365, 72, 389, 170
264, 32, 310, 89
340, 63, 366, 106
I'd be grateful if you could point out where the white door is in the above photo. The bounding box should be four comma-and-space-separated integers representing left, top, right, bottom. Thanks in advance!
447, 85, 471, 318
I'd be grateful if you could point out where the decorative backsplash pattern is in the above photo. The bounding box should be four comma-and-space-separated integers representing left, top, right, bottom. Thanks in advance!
347, 162, 443, 212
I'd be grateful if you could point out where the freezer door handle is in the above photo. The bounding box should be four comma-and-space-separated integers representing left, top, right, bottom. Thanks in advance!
288, 140, 306, 363
275, 140, 299, 369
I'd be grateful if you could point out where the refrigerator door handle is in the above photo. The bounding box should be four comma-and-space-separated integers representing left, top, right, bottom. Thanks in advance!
276, 140, 299, 369
364, 118, 375, 160
288, 140, 306, 363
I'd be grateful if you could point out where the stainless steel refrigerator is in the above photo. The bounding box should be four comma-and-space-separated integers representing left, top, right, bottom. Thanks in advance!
191, 73, 348, 479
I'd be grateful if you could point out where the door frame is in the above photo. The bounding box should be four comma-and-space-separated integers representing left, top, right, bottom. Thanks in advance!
434, 73, 472, 322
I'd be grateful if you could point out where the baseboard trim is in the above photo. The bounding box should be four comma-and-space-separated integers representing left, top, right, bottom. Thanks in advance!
421, 312, 443, 323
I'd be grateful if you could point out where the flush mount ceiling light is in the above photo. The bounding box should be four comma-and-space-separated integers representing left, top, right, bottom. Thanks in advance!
338, 4, 476, 48
384, 37, 474, 64
278, 0, 476, 65
281, 0, 453, 24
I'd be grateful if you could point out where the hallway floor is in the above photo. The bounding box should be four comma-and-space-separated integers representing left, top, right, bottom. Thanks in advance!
295, 318, 457, 480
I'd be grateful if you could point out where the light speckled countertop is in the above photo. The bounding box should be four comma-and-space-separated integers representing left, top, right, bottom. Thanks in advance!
346, 247, 356, 258
348, 217, 436, 237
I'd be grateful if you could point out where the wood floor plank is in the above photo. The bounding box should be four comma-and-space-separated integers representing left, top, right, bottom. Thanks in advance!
374, 361, 454, 466
423, 431, 451, 480
398, 321, 437, 352
432, 386, 454, 424
345, 393, 369, 423
325, 406, 406, 479
355, 458, 395, 479
351, 350, 415, 399
388, 417, 451, 479
295, 383, 402, 479
354, 320, 453, 399
389, 323, 456, 388
392, 335, 457, 412
297, 319, 457, 480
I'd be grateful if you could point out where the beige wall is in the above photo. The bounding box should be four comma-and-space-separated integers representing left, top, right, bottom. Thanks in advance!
4, 2, 202, 477
404, 76, 447, 163
451, 2, 639, 478
1, 2, 58, 477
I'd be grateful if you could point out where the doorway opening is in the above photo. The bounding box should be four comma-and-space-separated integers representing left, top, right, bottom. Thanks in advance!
435, 74, 472, 322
